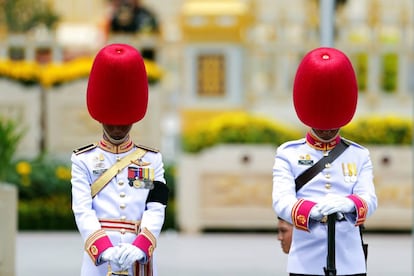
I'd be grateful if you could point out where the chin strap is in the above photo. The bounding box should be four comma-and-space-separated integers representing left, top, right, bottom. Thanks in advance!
103, 129, 129, 145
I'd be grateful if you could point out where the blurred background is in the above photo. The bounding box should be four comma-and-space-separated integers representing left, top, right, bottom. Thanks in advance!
0, 0, 412, 274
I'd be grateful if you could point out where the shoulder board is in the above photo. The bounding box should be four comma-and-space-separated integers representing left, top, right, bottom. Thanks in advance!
73, 143, 98, 155
136, 144, 159, 153
278, 138, 306, 149
341, 138, 365, 149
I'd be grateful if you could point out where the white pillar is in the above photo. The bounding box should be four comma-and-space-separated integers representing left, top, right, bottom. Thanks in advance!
320, 0, 335, 46
367, 51, 381, 94
0, 184, 17, 276
397, 51, 408, 95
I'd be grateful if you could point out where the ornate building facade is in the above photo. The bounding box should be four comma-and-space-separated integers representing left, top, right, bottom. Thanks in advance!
0, 0, 412, 158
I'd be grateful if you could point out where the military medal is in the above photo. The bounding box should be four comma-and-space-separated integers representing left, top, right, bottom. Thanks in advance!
342, 163, 350, 182
349, 163, 357, 182
127, 166, 154, 189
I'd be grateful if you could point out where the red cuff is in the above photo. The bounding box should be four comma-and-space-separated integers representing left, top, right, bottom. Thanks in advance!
292, 199, 317, 232
347, 194, 368, 226
132, 227, 156, 259
85, 229, 113, 265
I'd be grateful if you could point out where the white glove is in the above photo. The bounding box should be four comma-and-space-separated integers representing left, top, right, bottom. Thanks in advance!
117, 243, 146, 270
309, 205, 324, 221
317, 195, 355, 216
101, 247, 118, 262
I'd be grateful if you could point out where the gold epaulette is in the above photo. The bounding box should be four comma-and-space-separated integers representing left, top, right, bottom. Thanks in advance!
73, 143, 98, 155
135, 144, 159, 153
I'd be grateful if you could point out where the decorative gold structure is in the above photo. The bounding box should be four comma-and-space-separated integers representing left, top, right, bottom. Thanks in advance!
180, 0, 254, 43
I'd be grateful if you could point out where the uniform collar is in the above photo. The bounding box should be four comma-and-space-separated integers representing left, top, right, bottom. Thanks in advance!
98, 135, 134, 153
306, 132, 341, 151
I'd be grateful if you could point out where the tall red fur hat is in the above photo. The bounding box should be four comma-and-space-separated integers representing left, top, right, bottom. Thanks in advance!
293, 47, 358, 129
87, 43, 148, 125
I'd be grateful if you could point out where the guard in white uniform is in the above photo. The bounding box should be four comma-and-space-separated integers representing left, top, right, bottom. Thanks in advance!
71, 44, 169, 276
272, 47, 377, 276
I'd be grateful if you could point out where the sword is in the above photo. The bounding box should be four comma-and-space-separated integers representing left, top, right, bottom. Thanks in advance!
324, 213, 337, 276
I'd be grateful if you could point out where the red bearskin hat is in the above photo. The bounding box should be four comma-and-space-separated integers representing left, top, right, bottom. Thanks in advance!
293, 47, 358, 129
87, 43, 148, 125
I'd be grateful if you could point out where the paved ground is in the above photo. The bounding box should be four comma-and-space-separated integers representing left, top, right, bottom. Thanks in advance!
16, 231, 412, 276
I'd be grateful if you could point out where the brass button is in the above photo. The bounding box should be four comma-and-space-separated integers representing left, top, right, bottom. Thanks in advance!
325, 183, 331, 189
91, 245, 98, 255
325, 173, 331, 179
325, 163, 331, 168
120, 192, 126, 198
118, 181, 124, 186
116, 156, 121, 161
120, 216, 126, 221
120, 228, 126, 234
120, 203, 126, 209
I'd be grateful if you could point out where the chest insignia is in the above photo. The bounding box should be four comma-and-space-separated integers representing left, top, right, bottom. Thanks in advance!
130, 159, 151, 167
298, 154, 314, 165
93, 153, 106, 171
93, 168, 107, 175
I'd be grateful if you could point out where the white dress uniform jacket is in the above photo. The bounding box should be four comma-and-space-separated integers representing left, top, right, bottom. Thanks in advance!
71, 137, 168, 276
272, 134, 377, 275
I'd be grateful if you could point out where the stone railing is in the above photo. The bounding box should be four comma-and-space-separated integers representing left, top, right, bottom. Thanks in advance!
177, 144, 412, 233
177, 145, 276, 233
0, 80, 41, 158
365, 145, 412, 230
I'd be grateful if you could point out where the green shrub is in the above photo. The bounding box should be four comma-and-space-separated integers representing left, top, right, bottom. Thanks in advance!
0, 117, 24, 181
6, 155, 71, 200
19, 195, 76, 230
163, 199, 176, 231
5, 153, 73, 230
182, 112, 303, 153
381, 53, 398, 93
182, 112, 412, 152
353, 53, 368, 92
163, 164, 177, 230
351, 52, 398, 93
341, 115, 412, 145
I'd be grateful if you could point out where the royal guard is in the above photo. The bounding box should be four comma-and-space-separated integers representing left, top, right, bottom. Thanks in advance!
272, 47, 377, 276
71, 43, 169, 276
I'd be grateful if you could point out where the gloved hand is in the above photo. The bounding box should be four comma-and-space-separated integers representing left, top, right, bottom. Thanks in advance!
117, 243, 146, 270
309, 205, 324, 221
101, 247, 118, 262
317, 194, 355, 216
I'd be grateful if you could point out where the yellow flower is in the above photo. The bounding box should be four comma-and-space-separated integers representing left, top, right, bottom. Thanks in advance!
55, 166, 71, 181
16, 161, 32, 175
0, 56, 162, 87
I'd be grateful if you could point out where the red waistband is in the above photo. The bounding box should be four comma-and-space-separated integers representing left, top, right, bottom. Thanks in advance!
99, 218, 140, 234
